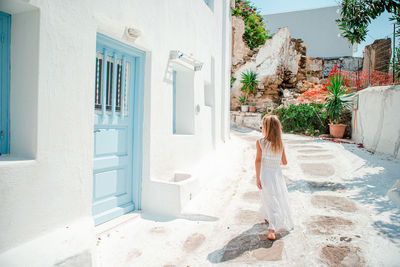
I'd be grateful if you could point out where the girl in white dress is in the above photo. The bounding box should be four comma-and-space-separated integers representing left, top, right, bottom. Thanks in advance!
255, 115, 294, 240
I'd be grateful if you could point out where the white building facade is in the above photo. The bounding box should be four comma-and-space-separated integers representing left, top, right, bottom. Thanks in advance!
0, 0, 232, 266
263, 6, 354, 58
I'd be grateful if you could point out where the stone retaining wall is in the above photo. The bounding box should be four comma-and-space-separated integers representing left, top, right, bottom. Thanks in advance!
231, 111, 262, 131
363, 38, 392, 73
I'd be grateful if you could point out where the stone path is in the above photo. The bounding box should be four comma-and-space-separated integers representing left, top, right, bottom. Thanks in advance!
95, 130, 400, 266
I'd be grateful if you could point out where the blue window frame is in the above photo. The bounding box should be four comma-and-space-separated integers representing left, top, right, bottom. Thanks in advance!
0, 12, 10, 155
203, 0, 213, 10
172, 70, 176, 134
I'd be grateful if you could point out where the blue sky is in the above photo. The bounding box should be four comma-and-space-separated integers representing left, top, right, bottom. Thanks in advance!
250, 0, 396, 57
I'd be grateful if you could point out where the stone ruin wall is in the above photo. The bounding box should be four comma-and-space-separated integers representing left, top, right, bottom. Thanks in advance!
230, 16, 363, 111
363, 38, 392, 73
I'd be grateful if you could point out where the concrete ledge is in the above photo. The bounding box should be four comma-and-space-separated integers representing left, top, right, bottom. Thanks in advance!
141, 174, 200, 216
230, 111, 262, 131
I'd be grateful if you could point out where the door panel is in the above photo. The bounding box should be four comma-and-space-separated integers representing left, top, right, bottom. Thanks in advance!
94, 128, 128, 156
92, 34, 143, 225
93, 168, 127, 199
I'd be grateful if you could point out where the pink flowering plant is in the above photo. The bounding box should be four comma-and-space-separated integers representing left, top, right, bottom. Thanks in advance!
232, 0, 270, 50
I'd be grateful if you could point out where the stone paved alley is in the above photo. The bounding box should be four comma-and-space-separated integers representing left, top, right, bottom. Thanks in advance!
95, 130, 400, 266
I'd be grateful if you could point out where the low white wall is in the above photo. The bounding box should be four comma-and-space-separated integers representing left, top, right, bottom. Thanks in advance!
352, 85, 400, 159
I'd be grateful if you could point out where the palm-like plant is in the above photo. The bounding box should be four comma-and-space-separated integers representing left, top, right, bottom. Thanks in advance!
238, 93, 247, 105
240, 70, 259, 95
324, 75, 354, 124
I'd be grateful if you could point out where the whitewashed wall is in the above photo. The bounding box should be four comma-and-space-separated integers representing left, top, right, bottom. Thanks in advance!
352, 85, 400, 159
263, 6, 354, 58
0, 0, 231, 266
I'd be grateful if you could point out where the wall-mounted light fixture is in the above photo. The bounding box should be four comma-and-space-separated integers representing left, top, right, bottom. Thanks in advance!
169, 50, 203, 71
125, 27, 141, 41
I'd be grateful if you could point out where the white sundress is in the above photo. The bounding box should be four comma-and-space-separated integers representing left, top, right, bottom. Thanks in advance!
258, 138, 294, 232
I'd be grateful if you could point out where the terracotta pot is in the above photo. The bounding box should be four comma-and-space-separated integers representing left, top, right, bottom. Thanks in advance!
329, 124, 347, 138
241, 105, 249, 112
249, 106, 256, 112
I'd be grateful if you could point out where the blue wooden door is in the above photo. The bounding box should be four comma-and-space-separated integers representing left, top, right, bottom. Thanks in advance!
0, 12, 10, 155
93, 34, 144, 225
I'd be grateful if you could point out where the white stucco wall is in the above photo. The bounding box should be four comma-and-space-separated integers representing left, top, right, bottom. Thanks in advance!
352, 85, 400, 159
263, 6, 353, 58
0, 0, 231, 266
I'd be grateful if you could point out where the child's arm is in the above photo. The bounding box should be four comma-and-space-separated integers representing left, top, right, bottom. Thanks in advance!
281, 147, 287, 165
255, 140, 262, 189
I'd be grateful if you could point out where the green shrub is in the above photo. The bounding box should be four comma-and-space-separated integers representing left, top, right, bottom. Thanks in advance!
232, 0, 270, 50
230, 77, 236, 88
268, 104, 329, 136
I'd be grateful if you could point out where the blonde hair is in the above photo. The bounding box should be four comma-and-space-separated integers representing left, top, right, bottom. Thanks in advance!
261, 115, 283, 154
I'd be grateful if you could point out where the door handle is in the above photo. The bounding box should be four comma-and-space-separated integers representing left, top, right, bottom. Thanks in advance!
94, 129, 101, 133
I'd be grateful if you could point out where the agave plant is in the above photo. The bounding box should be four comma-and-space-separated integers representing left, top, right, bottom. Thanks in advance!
238, 93, 247, 105
324, 75, 354, 124
240, 70, 259, 95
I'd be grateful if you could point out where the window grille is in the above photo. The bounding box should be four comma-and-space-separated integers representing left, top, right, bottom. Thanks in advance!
124, 62, 130, 115
105, 58, 113, 111
95, 54, 103, 110
95, 53, 130, 116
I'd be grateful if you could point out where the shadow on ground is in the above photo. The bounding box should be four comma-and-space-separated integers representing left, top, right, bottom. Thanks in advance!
293, 139, 400, 244
289, 141, 400, 244
340, 143, 400, 244
207, 223, 288, 263
288, 180, 346, 193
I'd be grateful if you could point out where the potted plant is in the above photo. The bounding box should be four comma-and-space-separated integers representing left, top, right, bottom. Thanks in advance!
249, 104, 256, 112
239, 94, 248, 112
324, 74, 353, 138
240, 70, 259, 95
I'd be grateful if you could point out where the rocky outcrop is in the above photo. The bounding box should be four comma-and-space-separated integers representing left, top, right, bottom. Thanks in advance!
231, 16, 252, 68
231, 27, 307, 111
230, 18, 363, 111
